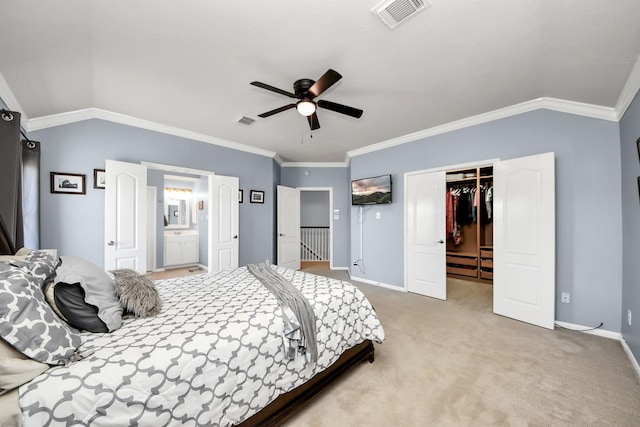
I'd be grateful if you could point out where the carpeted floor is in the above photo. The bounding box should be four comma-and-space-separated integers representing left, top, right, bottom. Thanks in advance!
286, 266, 640, 426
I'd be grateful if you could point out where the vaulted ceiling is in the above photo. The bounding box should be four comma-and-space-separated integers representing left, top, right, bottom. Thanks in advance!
1, 0, 639, 163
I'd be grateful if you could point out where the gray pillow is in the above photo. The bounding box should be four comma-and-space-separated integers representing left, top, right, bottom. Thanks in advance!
53, 256, 123, 332
0, 263, 81, 365
10, 248, 60, 283
111, 269, 162, 318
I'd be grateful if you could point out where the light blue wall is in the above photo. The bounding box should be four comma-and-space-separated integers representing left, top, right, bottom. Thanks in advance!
350, 109, 623, 332
281, 166, 351, 268
300, 191, 330, 227
29, 119, 276, 269
620, 89, 640, 363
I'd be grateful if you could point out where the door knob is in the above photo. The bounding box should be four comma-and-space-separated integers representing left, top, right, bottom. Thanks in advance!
233, 235, 238, 239
436, 240, 444, 244
279, 233, 285, 237
107, 241, 115, 246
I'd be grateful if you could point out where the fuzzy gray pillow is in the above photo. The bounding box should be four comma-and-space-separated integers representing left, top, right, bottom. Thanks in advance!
110, 269, 162, 318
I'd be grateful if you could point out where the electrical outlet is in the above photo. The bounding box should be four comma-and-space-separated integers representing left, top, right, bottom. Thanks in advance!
561, 292, 570, 304
628, 309, 632, 326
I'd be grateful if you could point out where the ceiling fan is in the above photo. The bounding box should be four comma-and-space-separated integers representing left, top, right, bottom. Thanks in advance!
250, 69, 363, 130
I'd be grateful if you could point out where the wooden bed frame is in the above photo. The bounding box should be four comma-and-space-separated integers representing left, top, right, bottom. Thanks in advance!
238, 340, 375, 426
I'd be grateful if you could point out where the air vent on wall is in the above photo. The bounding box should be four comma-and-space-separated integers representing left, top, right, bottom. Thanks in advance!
235, 115, 255, 125
372, 0, 430, 29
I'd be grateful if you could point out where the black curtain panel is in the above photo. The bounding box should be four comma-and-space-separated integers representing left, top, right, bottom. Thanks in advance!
22, 139, 41, 249
0, 109, 22, 254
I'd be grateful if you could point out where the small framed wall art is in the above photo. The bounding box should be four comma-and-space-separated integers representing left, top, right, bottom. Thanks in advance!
250, 190, 264, 204
51, 172, 86, 195
239, 189, 243, 203
93, 169, 106, 189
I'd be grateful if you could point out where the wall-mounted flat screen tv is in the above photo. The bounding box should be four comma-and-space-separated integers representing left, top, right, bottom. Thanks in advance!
351, 174, 392, 205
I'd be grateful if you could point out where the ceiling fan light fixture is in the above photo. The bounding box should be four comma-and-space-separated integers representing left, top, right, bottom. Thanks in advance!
296, 100, 316, 116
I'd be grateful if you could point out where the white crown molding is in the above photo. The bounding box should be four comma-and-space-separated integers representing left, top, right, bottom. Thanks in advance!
348, 97, 618, 159
615, 55, 640, 120
0, 73, 28, 125
281, 161, 348, 168
26, 107, 278, 159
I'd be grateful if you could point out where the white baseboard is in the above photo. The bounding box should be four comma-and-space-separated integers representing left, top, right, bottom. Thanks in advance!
331, 266, 349, 271
621, 337, 640, 381
554, 321, 621, 340
348, 273, 406, 292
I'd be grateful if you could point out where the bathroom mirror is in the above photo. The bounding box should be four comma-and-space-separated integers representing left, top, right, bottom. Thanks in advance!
164, 189, 191, 229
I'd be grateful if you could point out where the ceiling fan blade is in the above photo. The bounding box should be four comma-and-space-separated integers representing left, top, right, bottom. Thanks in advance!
257, 104, 296, 118
250, 81, 297, 98
307, 112, 320, 130
308, 69, 342, 98
317, 99, 363, 118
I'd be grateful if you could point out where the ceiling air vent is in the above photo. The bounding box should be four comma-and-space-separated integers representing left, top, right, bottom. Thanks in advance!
372, 0, 430, 29
235, 115, 255, 125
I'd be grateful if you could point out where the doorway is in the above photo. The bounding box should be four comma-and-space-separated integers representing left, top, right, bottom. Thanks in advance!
299, 187, 333, 269
405, 153, 556, 329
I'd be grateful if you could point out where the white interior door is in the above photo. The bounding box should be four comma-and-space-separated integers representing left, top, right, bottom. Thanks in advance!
104, 160, 147, 273
209, 175, 239, 272
277, 185, 300, 270
493, 152, 555, 329
406, 170, 447, 299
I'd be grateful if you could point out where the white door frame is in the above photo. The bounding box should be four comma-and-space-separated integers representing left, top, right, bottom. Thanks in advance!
146, 186, 157, 272
298, 187, 334, 269
142, 162, 215, 271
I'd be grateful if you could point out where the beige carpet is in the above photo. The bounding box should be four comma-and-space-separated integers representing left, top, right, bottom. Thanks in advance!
285, 267, 640, 426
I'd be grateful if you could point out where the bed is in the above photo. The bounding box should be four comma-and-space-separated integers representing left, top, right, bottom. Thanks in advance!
0, 251, 385, 427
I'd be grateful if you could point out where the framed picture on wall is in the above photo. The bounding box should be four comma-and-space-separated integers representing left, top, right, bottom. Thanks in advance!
93, 169, 106, 189
239, 189, 243, 203
637, 137, 640, 162
637, 177, 640, 202
50, 172, 86, 195
250, 190, 264, 204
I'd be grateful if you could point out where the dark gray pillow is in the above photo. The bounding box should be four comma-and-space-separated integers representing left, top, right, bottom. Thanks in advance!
53, 256, 123, 332
45, 281, 109, 333
111, 269, 162, 318
0, 263, 81, 365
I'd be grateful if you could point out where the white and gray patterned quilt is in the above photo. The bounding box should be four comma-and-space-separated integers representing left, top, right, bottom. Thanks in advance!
19, 266, 385, 426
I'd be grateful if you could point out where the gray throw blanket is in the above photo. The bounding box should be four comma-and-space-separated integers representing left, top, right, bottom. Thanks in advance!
247, 263, 318, 362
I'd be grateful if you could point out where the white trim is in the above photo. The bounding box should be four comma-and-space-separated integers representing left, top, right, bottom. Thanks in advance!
331, 266, 349, 271
347, 97, 618, 159
621, 337, 640, 381
142, 161, 215, 176
615, 55, 640, 120
26, 107, 278, 159
282, 161, 349, 168
0, 73, 28, 125
554, 321, 621, 340
405, 158, 499, 177
348, 272, 406, 291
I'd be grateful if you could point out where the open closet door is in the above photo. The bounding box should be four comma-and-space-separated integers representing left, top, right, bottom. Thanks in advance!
277, 185, 300, 270
406, 170, 447, 299
209, 174, 239, 272
105, 160, 147, 273
493, 152, 555, 329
